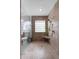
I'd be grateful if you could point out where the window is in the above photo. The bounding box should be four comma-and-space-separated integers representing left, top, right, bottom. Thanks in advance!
35, 20, 45, 32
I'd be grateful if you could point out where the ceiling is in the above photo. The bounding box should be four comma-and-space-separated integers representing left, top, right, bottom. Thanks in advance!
21, 0, 57, 16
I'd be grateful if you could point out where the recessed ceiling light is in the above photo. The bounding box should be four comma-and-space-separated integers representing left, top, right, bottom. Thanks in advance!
40, 9, 42, 12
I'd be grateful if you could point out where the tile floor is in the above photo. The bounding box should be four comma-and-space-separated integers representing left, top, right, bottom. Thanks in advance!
21, 40, 58, 59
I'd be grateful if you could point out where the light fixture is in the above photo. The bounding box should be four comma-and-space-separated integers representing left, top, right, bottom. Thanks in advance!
40, 8, 42, 12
